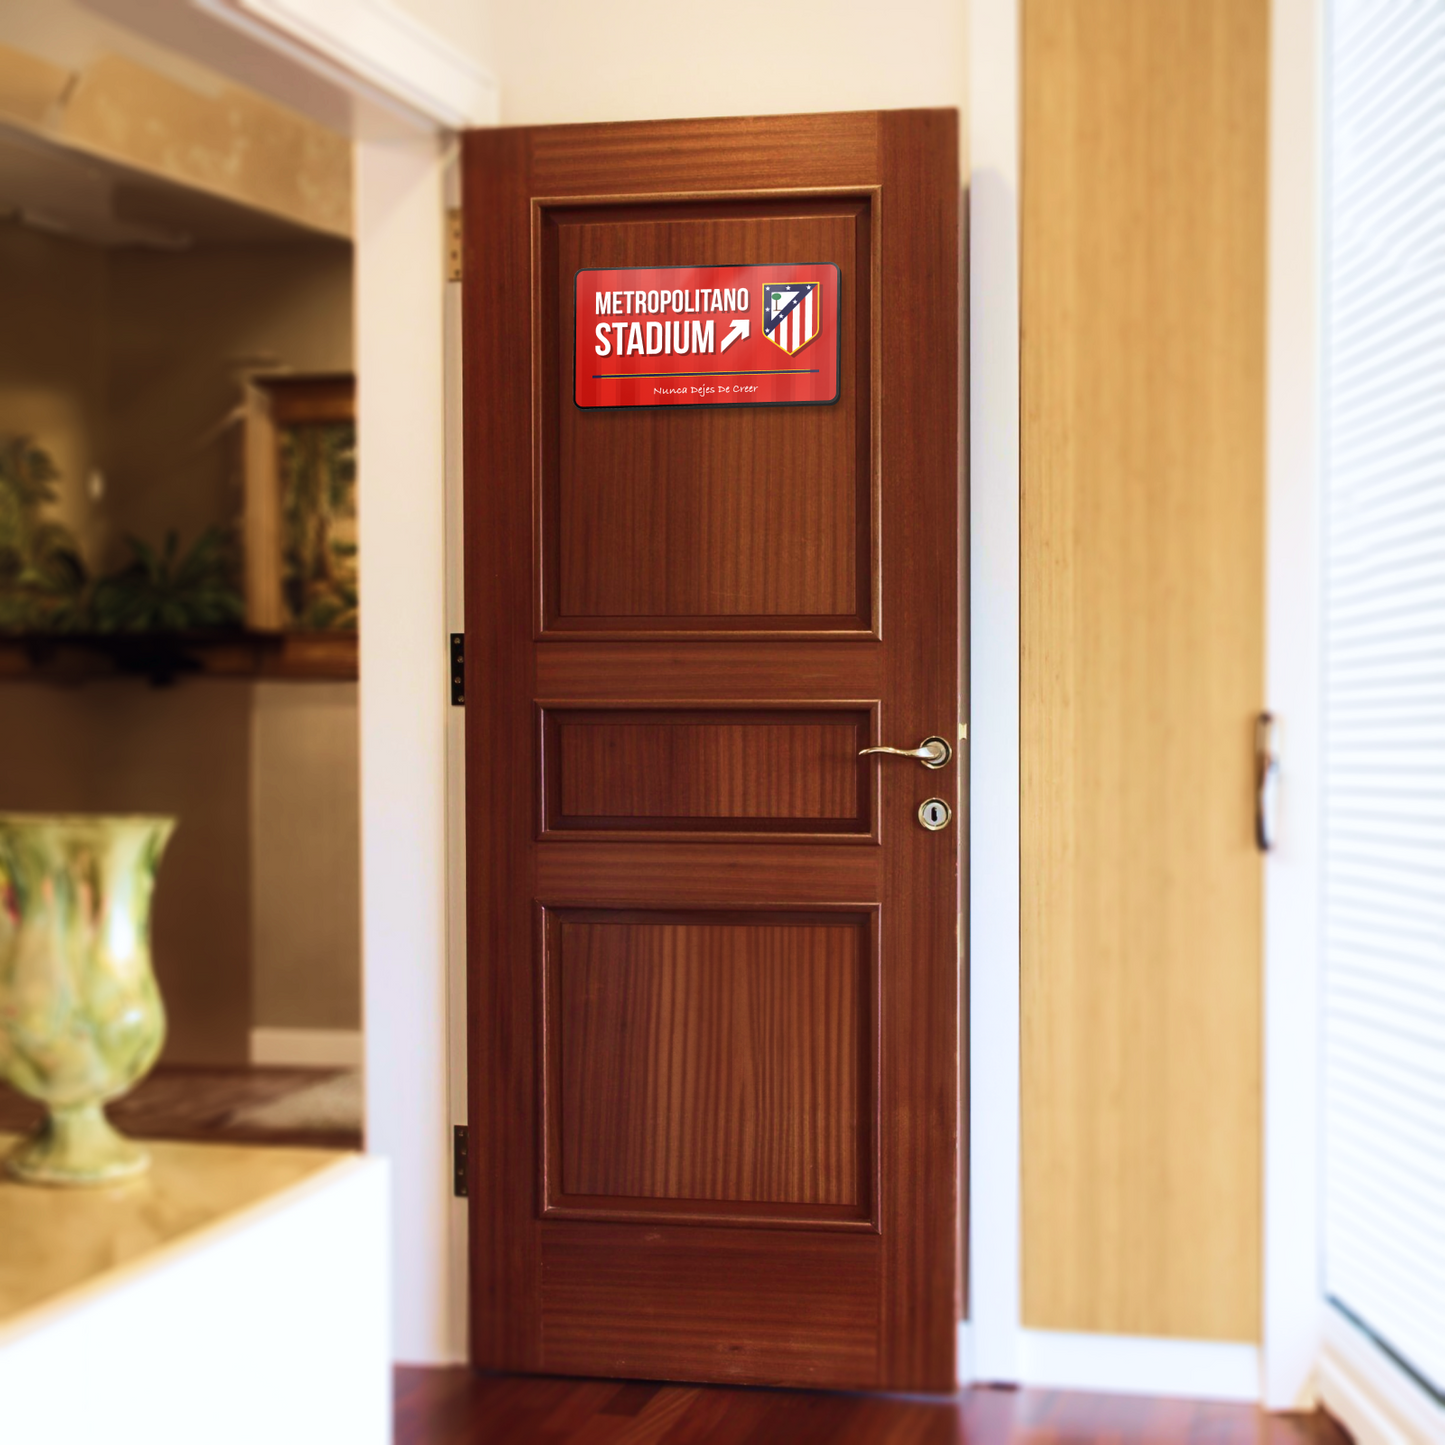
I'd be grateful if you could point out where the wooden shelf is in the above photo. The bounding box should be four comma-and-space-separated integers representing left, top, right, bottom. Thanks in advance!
0, 631, 357, 684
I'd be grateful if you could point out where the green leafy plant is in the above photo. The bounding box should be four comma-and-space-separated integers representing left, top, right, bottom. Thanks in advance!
0, 435, 247, 642
90, 527, 245, 634
0, 437, 89, 633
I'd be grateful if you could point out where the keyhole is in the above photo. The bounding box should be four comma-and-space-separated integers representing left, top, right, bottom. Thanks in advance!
918, 798, 951, 831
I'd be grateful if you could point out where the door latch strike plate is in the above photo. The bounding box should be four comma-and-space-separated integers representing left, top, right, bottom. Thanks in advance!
453, 1124, 469, 1197
450, 633, 465, 706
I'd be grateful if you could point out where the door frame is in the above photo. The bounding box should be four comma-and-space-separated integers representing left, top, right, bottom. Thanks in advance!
291, 1, 1325, 1399
965, 0, 1022, 1392
214, 0, 1325, 1394
1260, 0, 1324, 1413
457, 112, 962, 1392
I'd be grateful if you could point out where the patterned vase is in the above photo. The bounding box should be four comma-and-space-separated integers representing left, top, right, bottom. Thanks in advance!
0, 813, 175, 1185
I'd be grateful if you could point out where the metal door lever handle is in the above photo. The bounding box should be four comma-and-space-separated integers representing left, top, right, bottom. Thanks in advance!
859, 736, 952, 769
1255, 712, 1279, 852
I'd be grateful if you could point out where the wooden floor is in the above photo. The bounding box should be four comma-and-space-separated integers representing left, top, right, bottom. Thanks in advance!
0, 1066, 362, 1151
395, 1369, 1353, 1445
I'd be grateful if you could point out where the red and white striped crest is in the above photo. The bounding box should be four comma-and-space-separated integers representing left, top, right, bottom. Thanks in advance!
762, 282, 822, 356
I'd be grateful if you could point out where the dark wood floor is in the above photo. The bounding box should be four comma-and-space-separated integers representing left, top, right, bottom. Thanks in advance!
395, 1369, 1353, 1445
0, 1065, 362, 1151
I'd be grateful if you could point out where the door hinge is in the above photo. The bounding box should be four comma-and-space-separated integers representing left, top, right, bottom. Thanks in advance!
453, 1124, 469, 1197
446, 208, 463, 282
450, 632, 465, 705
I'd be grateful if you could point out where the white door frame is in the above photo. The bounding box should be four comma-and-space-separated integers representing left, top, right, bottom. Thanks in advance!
966, 0, 1022, 1391
1261, 0, 1325, 1413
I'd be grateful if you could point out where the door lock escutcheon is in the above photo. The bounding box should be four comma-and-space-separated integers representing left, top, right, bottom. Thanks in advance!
918, 798, 952, 831
858, 736, 952, 769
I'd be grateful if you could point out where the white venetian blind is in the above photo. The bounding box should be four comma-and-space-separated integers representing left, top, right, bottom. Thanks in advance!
1324, 0, 1445, 1398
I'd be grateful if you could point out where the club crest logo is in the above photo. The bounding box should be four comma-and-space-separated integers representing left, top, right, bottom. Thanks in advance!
762, 281, 822, 356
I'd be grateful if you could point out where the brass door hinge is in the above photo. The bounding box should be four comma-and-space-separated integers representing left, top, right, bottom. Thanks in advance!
453, 1124, 469, 1197
450, 633, 464, 705
446, 208, 462, 282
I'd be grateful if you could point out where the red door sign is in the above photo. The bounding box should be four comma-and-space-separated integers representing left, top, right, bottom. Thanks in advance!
573, 263, 840, 409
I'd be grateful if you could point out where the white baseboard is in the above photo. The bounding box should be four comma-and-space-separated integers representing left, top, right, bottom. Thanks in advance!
1017, 1329, 1260, 1402
958, 1320, 975, 1386
1319, 1304, 1445, 1445
250, 1028, 364, 1068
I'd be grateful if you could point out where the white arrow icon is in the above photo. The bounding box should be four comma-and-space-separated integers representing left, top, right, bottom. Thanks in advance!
721, 318, 750, 352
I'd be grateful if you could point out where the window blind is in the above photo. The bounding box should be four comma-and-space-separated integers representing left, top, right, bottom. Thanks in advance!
1324, 0, 1445, 1399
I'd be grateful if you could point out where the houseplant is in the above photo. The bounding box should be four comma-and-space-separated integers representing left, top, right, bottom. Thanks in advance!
0, 436, 88, 633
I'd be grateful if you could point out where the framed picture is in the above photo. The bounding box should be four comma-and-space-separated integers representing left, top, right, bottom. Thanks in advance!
242, 374, 356, 633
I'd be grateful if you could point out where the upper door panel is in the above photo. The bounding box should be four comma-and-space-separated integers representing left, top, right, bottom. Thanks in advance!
538, 197, 878, 637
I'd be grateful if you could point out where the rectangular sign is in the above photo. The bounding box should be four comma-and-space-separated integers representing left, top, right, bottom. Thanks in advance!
573, 263, 840, 409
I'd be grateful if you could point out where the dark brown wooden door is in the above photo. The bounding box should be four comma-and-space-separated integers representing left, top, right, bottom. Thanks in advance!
462, 110, 962, 1394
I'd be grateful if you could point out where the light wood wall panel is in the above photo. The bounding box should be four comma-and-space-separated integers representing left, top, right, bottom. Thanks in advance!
1020, 0, 1267, 1340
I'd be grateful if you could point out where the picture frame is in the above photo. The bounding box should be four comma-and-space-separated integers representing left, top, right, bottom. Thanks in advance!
242, 374, 357, 635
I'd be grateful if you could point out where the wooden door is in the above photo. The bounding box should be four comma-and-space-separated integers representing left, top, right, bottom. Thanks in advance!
462, 111, 961, 1393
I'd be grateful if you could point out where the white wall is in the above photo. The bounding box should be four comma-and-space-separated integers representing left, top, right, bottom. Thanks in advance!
476, 0, 966, 126
384, 0, 967, 127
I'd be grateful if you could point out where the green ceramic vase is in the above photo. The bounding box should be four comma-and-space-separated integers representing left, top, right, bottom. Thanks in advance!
0, 813, 175, 1186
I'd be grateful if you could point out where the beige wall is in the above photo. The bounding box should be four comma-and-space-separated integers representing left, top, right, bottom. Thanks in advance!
0, 226, 352, 569
0, 675, 363, 1061
0, 227, 359, 1063
0, 219, 109, 559
252, 681, 362, 1032
0, 680, 252, 1062
105, 241, 353, 570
